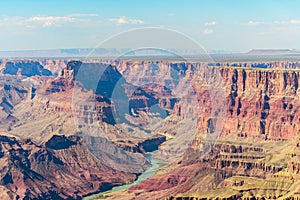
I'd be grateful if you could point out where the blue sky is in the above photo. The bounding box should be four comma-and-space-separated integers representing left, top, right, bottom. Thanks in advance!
1, 0, 300, 52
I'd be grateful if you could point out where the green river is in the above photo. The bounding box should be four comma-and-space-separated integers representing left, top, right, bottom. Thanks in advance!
83, 152, 165, 200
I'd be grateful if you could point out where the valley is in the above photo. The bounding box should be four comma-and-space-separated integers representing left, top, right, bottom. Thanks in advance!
1, 58, 300, 199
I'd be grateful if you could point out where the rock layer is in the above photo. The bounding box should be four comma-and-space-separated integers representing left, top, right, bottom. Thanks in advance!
0, 135, 136, 199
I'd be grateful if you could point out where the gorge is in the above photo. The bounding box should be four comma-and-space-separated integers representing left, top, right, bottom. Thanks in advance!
1, 58, 300, 199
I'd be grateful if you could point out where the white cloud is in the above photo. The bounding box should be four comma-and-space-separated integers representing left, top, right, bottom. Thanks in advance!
288, 20, 300, 24
0, 14, 100, 28
26, 16, 76, 27
203, 28, 214, 34
203, 21, 216, 34
245, 21, 265, 26
109, 16, 144, 25
204, 21, 216, 26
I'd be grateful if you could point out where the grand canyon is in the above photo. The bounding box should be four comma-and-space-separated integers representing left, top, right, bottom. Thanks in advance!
1, 55, 300, 200
3, 0, 300, 199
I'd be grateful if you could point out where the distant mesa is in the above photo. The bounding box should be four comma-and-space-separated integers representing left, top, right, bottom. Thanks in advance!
247, 49, 300, 55
2, 48, 300, 59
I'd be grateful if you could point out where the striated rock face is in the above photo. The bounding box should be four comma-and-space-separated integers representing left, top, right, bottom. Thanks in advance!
0, 135, 136, 200
218, 68, 300, 140
168, 67, 300, 142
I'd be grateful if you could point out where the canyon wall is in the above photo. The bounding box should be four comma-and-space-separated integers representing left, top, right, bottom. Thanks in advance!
218, 67, 300, 140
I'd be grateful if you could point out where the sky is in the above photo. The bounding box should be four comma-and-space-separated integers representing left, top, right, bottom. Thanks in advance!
1, 0, 300, 52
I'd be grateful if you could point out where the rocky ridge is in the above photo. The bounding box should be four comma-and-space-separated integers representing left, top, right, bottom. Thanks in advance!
0, 135, 136, 199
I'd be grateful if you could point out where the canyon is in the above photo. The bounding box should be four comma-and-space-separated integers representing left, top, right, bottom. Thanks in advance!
1, 58, 300, 199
